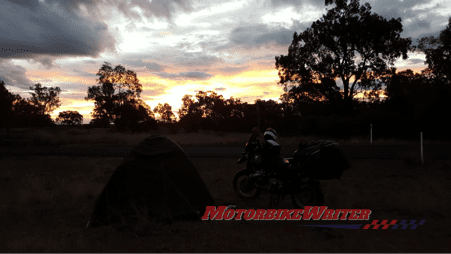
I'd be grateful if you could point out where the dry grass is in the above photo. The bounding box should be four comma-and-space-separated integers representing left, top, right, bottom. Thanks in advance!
1, 127, 448, 147
0, 154, 450, 252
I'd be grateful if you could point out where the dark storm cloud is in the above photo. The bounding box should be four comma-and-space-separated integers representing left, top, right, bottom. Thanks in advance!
228, 21, 310, 49
264, 0, 325, 10
0, 59, 34, 89
0, 0, 117, 67
403, 58, 426, 66
348, 0, 448, 44
265, 0, 429, 16
175, 34, 231, 54
262, 0, 448, 46
112, 0, 193, 24
155, 71, 213, 80
0, 0, 193, 68
290, 19, 312, 33
230, 24, 291, 48
25, 55, 67, 70
368, 0, 428, 19
30, 57, 57, 69
8, 0, 193, 23
255, 29, 294, 46
83, 60, 98, 65
411, 20, 431, 30
415, 30, 441, 44
368, 1, 432, 33
121, 58, 165, 72
69, 69, 97, 78
144, 62, 165, 72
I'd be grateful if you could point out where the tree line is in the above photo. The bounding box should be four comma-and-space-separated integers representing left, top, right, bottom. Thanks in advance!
1, 0, 450, 140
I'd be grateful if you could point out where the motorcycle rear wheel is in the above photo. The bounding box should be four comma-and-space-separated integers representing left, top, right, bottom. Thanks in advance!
233, 170, 262, 199
291, 180, 324, 208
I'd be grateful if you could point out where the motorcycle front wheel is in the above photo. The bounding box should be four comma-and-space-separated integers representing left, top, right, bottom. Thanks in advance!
233, 170, 262, 199
291, 180, 324, 208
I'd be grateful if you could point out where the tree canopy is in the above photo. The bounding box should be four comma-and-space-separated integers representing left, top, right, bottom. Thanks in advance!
56, 111, 83, 126
153, 103, 175, 123
85, 62, 153, 129
0, 81, 15, 127
418, 17, 451, 82
27, 83, 61, 116
4, 85, 56, 128
113, 98, 155, 132
178, 91, 246, 132
275, 0, 413, 114
178, 91, 243, 120
2, 83, 61, 127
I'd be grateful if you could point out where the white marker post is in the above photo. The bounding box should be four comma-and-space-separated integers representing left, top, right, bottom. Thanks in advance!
370, 124, 372, 144
420, 132, 424, 165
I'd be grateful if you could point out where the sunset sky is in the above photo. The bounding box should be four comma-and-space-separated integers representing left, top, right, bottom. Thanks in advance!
1, 0, 450, 123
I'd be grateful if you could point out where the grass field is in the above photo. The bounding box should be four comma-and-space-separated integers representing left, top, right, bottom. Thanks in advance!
0, 154, 450, 252
2, 127, 449, 147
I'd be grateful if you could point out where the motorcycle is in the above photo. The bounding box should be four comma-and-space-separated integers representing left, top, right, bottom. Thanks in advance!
233, 139, 350, 208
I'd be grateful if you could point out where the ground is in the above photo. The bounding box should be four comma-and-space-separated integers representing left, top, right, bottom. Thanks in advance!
0, 154, 450, 252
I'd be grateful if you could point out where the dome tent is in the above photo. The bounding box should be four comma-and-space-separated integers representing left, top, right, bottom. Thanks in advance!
87, 135, 215, 227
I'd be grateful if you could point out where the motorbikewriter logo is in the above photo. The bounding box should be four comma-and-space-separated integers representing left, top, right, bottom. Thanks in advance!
201, 206, 426, 229
202, 206, 371, 221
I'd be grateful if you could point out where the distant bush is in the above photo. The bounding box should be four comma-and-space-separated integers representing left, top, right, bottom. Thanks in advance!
56, 111, 83, 126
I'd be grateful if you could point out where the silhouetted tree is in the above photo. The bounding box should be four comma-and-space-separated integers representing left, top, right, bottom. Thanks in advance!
383, 69, 416, 114
275, 0, 413, 115
179, 95, 200, 118
281, 77, 344, 117
418, 17, 451, 82
178, 94, 202, 132
85, 62, 154, 129
56, 111, 83, 126
194, 91, 226, 119
178, 91, 246, 131
3, 83, 59, 127
252, 99, 286, 131
153, 103, 175, 122
114, 98, 155, 132
380, 68, 451, 140
27, 83, 61, 116
0, 81, 15, 128
12, 95, 53, 127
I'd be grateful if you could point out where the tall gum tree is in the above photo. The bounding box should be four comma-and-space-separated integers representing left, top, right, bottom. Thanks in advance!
275, 0, 413, 114
27, 83, 61, 116
418, 17, 451, 82
85, 62, 145, 126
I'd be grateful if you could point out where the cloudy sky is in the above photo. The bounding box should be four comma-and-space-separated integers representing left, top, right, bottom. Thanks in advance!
1, 0, 450, 123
